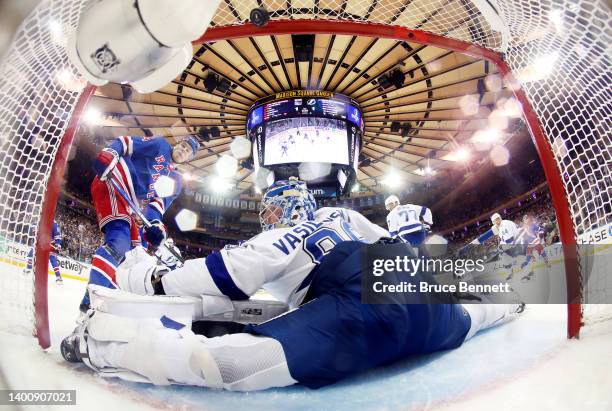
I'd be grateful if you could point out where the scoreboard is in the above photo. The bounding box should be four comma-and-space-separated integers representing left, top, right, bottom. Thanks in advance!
247, 93, 363, 131
247, 91, 363, 197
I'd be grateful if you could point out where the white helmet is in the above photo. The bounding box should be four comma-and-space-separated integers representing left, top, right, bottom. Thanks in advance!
385, 195, 400, 211
490, 212, 502, 223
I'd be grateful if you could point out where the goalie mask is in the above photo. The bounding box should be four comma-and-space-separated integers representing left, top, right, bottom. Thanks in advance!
259, 178, 316, 231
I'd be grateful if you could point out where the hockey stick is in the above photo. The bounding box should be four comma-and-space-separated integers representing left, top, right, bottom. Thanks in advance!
108, 177, 185, 264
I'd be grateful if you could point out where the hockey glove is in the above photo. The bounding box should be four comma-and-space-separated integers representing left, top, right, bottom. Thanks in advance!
93, 148, 119, 180
117, 262, 168, 295
144, 221, 167, 248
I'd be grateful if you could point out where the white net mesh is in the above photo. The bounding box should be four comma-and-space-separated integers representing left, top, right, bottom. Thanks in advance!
212, 0, 506, 50
211, 0, 612, 329
497, 0, 611, 238
494, 0, 611, 323
0, 0, 88, 338
0, 0, 609, 342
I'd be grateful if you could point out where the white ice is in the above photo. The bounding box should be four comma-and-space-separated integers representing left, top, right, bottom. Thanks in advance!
1, 261, 611, 411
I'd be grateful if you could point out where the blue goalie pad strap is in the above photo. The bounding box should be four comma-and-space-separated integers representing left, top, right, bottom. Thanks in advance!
205, 252, 250, 300
160, 315, 186, 330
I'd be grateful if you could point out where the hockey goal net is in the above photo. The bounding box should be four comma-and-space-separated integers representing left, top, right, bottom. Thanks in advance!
0, 0, 609, 348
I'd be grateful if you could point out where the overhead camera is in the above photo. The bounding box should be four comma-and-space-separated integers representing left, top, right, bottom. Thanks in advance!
250, 7, 270, 27
67, 0, 221, 93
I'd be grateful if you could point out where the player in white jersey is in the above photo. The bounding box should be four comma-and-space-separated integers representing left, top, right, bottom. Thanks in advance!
385, 195, 433, 247
154, 238, 183, 271
467, 213, 522, 277
471, 212, 519, 246
61, 179, 522, 391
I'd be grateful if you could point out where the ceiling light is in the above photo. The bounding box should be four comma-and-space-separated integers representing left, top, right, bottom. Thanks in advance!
153, 175, 176, 197
215, 155, 238, 178
454, 147, 471, 162
83, 107, 102, 125
382, 171, 401, 188
175, 209, 198, 231
210, 175, 232, 193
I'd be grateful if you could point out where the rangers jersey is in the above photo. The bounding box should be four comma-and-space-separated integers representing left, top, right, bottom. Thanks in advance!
516, 222, 546, 245
106, 136, 183, 222
51, 220, 62, 248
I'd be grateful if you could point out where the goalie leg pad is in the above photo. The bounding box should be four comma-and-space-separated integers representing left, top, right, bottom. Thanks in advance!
196, 297, 289, 324
462, 303, 522, 341
85, 309, 295, 390
86, 311, 186, 385
86, 312, 226, 387
193, 333, 296, 391
88, 284, 196, 325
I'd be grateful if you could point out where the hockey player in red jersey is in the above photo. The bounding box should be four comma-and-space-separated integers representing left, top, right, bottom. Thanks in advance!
79, 135, 198, 311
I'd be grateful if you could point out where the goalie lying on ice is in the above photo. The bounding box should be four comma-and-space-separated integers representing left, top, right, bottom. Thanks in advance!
61, 178, 523, 391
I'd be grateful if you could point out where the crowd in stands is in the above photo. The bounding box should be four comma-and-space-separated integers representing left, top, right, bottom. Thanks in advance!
55, 200, 102, 262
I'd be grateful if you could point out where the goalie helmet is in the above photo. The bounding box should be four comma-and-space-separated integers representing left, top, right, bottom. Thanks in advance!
385, 195, 400, 211
259, 178, 316, 231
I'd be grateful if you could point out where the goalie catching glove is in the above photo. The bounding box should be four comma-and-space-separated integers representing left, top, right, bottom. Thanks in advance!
117, 257, 168, 295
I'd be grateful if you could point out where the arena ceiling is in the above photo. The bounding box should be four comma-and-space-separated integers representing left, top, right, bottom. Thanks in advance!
86, 1, 524, 197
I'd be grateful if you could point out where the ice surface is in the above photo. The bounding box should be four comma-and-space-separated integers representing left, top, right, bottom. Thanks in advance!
1, 261, 610, 410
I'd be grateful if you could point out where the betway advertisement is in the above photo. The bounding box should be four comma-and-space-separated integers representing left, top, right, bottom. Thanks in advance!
0, 238, 90, 281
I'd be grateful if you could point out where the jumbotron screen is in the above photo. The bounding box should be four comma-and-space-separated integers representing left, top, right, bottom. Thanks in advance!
264, 117, 349, 165
248, 92, 363, 169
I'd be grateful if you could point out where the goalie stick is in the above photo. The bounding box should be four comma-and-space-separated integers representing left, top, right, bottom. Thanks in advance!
108, 177, 185, 264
